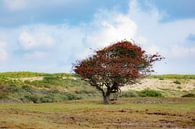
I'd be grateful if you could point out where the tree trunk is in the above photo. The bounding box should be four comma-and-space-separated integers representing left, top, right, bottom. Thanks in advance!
103, 94, 110, 104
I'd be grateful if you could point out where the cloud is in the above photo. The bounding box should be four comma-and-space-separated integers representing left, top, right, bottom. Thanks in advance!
170, 46, 195, 59
3, 0, 28, 11
18, 27, 55, 50
0, 41, 8, 61
23, 51, 48, 60
0, 0, 195, 73
85, 11, 137, 48
2, 0, 87, 11
84, 0, 195, 74
187, 33, 195, 41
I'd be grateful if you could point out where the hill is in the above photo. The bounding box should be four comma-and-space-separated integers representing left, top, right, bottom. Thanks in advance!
0, 72, 195, 103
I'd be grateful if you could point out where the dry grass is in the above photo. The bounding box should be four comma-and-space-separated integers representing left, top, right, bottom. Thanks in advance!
0, 98, 195, 129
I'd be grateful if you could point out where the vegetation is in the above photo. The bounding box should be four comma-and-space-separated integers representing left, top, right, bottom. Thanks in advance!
173, 80, 181, 84
150, 74, 195, 79
74, 40, 162, 104
0, 71, 195, 103
182, 93, 195, 97
138, 89, 162, 97
0, 98, 195, 129
121, 89, 162, 97
0, 72, 99, 103
0, 72, 48, 78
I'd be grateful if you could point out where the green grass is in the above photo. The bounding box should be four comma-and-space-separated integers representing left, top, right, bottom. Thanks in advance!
0, 72, 48, 78
0, 71, 78, 78
0, 98, 195, 112
150, 74, 195, 79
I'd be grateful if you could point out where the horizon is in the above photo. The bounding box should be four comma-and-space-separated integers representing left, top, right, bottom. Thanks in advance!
1, 71, 195, 75
0, 0, 195, 74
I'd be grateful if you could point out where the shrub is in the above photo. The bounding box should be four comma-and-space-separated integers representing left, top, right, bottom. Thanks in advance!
138, 89, 162, 97
159, 77, 164, 80
64, 93, 81, 100
173, 80, 181, 84
24, 95, 40, 103
43, 76, 60, 82
120, 90, 138, 97
8, 84, 20, 93
75, 89, 97, 94
22, 85, 33, 93
40, 96, 54, 103
0, 85, 9, 99
182, 93, 195, 97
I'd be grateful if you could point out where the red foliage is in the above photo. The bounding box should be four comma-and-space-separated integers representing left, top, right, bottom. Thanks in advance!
74, 40, 163, 103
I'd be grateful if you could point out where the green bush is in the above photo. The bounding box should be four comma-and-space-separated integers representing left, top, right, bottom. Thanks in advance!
159, 77, 164, 80
182, 93, 195, 97
24, 95, 40, 103
173, 80, 181, 84
64, 93, 81, 100
138, 89, 162, 97
120, 90, 138, 97
43, 76, 61, 82
22, 85, 33, 93
8, 85, 21, 93
177, 86, 182, 89
40, 96, 54, 103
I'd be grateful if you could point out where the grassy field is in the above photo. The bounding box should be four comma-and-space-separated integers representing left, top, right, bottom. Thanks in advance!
0, 72, 195, 128
0, 98, 195, 129
150, 74, 195, 80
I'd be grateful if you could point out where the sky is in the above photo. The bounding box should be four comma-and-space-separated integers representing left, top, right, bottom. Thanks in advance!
0, 0, 195, 74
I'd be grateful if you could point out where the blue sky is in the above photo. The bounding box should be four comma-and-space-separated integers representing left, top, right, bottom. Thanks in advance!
0, 0, 195, 74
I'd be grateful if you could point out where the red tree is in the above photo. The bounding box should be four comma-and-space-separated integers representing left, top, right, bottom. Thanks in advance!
74, 40, 162, 104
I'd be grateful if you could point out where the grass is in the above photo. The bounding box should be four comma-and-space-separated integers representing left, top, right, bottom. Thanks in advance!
120, 89, 163, 98
0, 71, 49, 78
0, 98, 195, 129
1, 98, 195, 112
0, 72, 195, 103
150, 74, 195, 79
0, 71, 77, 78
0, 72, 195, 128
0, 72, 100, 103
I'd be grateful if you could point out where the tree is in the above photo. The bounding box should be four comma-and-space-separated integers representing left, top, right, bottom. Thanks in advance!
74, 40, 163, 104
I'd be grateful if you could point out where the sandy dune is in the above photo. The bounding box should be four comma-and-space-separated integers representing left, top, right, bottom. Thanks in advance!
122, 78, 195, 91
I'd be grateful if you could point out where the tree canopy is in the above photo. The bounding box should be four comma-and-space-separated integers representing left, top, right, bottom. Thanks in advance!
74, 40, 163, 104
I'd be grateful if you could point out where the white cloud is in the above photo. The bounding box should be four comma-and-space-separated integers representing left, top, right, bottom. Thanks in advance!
85, 12, 137, 48
85, 0, 195, 74
18, 28, 55, 50
0, 41, 8, 61
3, 0, 28, 11
3, 0, 87, 11
23, 51, 48, 60
0, 0, 195, 73
171, 46, 195, 59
